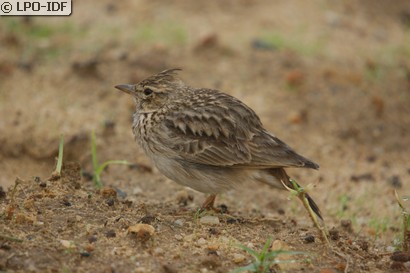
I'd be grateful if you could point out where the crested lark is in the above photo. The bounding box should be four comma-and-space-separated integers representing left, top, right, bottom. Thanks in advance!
116, 69, 323, 221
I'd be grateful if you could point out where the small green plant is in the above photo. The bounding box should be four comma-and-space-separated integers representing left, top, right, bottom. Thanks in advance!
56, 134, 64, 175
368, 217, 389, 240
336, 194, 349, 218
395, 190, 410, 251
230, 237, 305, 273
284, 178, 329, 245
50, 134, 64, 179
193, 208, 210, 221
91, 131, 129, 188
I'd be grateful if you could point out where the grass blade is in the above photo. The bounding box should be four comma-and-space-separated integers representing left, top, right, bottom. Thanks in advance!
55, 134, 64, 175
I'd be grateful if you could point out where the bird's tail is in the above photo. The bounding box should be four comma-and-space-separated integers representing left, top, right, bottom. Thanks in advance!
269, 168, 323, 221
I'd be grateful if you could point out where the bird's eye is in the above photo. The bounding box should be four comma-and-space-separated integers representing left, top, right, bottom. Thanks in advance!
143, 88, 153, 96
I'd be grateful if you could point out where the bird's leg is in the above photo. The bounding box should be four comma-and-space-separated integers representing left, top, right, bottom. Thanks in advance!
201, 194, 217, 211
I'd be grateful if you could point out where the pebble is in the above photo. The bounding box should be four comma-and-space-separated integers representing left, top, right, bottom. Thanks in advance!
132, 186, 143, 195
128, 223, 155, 240
390, 251, 410, 262
207, 244, 219, 251
197, 238, 207, 246
175, 234, 183, 241
304, 234, 315, 243
87, 235, 97, 243
386, 246, 395, 252
329, 228, 340, 241
271, 239, 289, 251
135, 267, 146, 273
200, 215, 220, 225
174, 219, 184, 227
387, 175, 402, 188
233, 253, 246, 263
153, 247, 164, 255
105, 230, 116, 238
60, 240, 76, 249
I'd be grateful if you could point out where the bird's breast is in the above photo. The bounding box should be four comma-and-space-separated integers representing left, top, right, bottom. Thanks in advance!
132, 111, 165, 155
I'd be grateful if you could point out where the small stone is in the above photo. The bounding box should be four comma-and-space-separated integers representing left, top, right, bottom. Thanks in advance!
133, 186, 143, 195
217, 204, 228, 213
81, 171, 93, 181
105, 230, 116, 238
88, 236, 97, 243
135, 267, 147, 273
233, 253, 246, 263
271, 240, 289, 251
197, 238, 207, 246
175, 190, 193, 206
174, 234, 183, 241
390, 251, 410, 262
208, 227, 219, 235
391, 261, 406, 271
139, 215, 156, 224
60, 240, 76, 249
174, 219, 184, 227
304, 234, 315, 243
285, 70, 304, 87
62, 199, 72, 207
183, 234, 195, 242
106, 198, 115, 206
357, 239, 369, 251
200, 215, 220, 225
340, 219, 353, 233
350, 173, 374, 182
153, 247, 164, 255
207, 244, 219, 251
80, 251, 91, 257
386, 246, 396, 252
329, 228, 340, 241
128, 223, 155, 240
387, 175, 402, 188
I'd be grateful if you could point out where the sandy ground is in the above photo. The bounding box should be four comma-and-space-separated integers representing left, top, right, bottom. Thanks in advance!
1, 0, 410, 272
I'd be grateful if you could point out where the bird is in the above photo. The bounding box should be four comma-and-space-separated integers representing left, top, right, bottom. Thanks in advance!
115, 68, 323, 222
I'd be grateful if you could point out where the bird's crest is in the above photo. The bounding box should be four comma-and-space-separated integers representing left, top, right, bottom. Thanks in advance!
140, 68, 182, 87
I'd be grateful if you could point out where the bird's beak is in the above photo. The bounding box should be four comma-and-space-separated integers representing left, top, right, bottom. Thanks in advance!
115, 84, 134, 95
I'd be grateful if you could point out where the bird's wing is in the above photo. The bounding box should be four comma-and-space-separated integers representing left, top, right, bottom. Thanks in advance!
152, 90, 318, 169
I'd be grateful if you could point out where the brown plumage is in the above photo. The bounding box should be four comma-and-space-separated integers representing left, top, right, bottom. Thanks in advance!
115, 68, 322, 220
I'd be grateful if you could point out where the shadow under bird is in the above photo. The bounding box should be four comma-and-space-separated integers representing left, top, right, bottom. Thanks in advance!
115, 68, 322, 221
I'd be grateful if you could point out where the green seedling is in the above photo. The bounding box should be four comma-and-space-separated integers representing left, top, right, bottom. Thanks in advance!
285, 178, 330, 245
91, 131, 129, 188
368, 217, 389, 241
50, 134, 64, 180
336, 194, 349, 218
230, 237, 306, 273
56, 134, 64, 175
394, 190, 410, 251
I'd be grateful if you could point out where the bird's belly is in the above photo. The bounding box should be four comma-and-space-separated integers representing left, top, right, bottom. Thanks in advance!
151, 156, 252, 194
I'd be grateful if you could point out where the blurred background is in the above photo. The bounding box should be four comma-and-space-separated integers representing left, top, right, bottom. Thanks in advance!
1, 0, 409, 244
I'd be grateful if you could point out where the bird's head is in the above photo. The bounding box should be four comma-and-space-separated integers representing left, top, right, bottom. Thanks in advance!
115, 68, 183, 113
